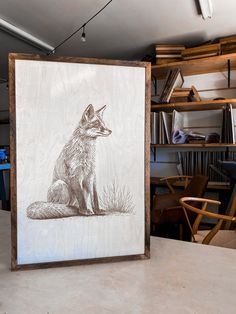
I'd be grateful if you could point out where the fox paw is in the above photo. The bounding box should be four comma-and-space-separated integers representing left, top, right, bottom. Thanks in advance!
94, 209, 106, 215
79, 208, 95, 216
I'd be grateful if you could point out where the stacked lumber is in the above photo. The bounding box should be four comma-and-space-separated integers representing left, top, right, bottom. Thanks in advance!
159, 68, 184, 103
219, 35, 236, 54
170, 86, 201, 103
155, 44, 185, 64
154, 35, 236, 65
181, 43, 220, 60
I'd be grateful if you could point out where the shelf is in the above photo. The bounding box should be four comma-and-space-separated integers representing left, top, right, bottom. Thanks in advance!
151, 144, 236, 148
152, 52, 236, 79
150, 177, 231, 190
0, 119, 9, 125
151, 99, 236, 112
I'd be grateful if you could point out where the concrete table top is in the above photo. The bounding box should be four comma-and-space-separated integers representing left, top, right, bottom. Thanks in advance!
0, 209, 236, 314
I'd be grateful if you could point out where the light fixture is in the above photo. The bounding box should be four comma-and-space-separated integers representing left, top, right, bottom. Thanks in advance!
0, 17, 55, 52
0, 0, 112, 56
198, 0, 213, 19
81, 25, 86, 42
48, 0, 113, 55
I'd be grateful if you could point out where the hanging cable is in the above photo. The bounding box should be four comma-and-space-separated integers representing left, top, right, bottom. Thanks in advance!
1, 1, 113, 84
47, 0, 113, 55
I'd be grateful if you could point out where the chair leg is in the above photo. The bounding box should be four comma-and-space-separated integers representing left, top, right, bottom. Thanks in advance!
179, 224, 183, 240
151, 222, 156, 235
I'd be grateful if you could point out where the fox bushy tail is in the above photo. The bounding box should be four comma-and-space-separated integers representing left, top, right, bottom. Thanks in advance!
27, 202, 80, 219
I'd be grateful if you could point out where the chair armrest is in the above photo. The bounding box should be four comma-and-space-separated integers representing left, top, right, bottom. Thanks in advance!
179, 197, 236, 222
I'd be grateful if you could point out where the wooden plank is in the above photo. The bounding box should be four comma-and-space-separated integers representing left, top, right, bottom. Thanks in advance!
152, 53, 236, 79
8, 54, 17, 270
145, 63, 151, 259
9, 53, 149, 68
150, 177, 231, 190
151, 99, 236, 112
11, 254, 149, 271
151, 144, 236, 148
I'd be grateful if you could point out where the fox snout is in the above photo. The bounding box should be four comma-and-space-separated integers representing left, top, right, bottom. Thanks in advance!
93, 125, 112, 137
100, 127, 112, 136
85, 125, 112, 138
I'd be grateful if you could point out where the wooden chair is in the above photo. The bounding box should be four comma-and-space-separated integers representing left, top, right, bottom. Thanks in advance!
159, 175, 193, 194
151, 175, 208, 240
179, 196, 236, 248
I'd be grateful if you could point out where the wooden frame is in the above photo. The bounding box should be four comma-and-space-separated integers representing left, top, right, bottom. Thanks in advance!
9, 53, 151, 270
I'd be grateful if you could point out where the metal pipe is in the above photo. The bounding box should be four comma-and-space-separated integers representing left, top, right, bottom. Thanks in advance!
0, 18, 54, 52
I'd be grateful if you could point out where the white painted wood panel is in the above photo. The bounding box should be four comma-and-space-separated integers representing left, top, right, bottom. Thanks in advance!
15, 60, 146, 264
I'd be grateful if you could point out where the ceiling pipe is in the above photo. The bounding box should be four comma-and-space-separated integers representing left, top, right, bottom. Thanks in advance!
0, 17, 55, 52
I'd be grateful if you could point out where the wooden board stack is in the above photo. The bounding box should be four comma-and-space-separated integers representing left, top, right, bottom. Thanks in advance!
154, 36, 236, 66
220, 35, 236, 54
181, 43, 220, 60
159, 68, 184, 103
170, 86, 201, 103
155, 44, 185, 64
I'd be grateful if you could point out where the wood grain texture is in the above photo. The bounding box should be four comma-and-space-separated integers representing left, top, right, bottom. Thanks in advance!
9, 53, 149, 68
9, 54, 17, 270
151, 99, 236, 112
9, 53, 151, 270
180, 197, 236, 245
152, 52, 236, 79
11, 253, 150, 271
151, 144, 236, 148
144, 62, 151, 258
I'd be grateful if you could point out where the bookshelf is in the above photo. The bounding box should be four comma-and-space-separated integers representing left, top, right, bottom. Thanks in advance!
151, 52, 236, 182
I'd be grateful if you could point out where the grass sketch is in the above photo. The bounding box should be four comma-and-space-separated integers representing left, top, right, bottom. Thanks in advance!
99, 181, 134, 214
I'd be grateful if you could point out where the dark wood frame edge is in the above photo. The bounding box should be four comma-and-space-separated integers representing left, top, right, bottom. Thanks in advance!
8, 53, 151, 270
144, 63, 151, 258
9, 54, 17, 270
11, 253, 149, 271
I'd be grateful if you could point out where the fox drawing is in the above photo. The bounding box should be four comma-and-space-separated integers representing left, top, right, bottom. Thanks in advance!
27, 104, 112, 219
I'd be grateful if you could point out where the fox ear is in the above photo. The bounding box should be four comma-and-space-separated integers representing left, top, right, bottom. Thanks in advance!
82, 104, 94, 122
96, 105, 106, 116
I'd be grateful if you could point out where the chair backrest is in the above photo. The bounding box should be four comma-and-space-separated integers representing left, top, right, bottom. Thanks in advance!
184, 175, 209, 198
180, 175, 209, 223
179, 197, 236, 244
160, 175, 193, 194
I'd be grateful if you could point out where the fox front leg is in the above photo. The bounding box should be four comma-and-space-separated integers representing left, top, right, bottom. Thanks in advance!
92, 182, 100, 213
70, 177, 94, 215
84, 177, 99, 214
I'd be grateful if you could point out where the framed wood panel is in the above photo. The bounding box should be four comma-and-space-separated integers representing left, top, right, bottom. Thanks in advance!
9, 53, 151, 270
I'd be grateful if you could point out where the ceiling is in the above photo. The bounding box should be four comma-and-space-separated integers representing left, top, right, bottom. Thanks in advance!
1, 0, 236, 79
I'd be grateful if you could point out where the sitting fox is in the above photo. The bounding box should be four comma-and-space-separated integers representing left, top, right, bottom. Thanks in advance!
27, 104, 112, 219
